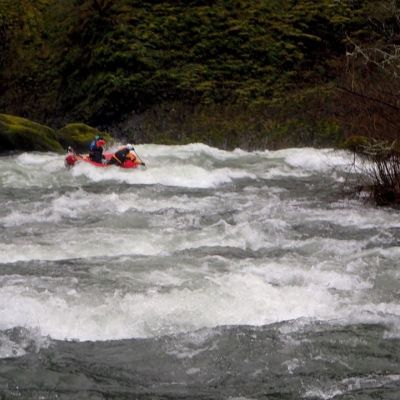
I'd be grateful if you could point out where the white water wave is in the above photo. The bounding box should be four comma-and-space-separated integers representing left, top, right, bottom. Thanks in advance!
1, 145, 399, 344
0, 145, 355, 190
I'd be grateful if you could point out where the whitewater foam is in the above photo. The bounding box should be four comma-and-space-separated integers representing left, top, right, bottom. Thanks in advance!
1, 145, 399, 343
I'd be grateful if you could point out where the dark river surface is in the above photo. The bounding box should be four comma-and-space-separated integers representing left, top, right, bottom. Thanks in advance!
0, 144, 399, 399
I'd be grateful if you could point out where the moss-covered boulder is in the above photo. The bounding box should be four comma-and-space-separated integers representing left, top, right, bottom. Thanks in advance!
0, 113, 63, 153
56, 123, 112, 152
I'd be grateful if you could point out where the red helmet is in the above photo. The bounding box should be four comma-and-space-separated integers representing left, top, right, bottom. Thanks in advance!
97, 139, 106, 147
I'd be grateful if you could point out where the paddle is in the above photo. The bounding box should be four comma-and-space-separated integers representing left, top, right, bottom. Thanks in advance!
133, 146, 146, 167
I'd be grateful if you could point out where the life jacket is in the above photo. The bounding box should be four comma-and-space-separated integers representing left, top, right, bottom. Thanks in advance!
90, 146, 104, 163
112, 148, 130, 164
89, 139, 97, 152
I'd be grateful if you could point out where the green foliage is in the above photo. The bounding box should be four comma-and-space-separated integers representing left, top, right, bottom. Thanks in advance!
0, 0, 59, 121
0, 113, 62, 152
0, 0, 392, 150
0, 0, 361, 128
125, 87, 344, 150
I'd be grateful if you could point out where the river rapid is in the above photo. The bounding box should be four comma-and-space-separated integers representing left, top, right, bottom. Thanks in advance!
0, 144, 399, 399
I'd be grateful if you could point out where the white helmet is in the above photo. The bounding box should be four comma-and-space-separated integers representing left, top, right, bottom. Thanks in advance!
126, 143, 134, 150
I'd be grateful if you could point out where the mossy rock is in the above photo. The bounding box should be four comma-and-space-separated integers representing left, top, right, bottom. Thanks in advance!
0, 113, 63, 153
56, 123, 112, 152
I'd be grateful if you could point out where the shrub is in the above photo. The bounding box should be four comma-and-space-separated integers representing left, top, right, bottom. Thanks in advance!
349, 138, 400, 206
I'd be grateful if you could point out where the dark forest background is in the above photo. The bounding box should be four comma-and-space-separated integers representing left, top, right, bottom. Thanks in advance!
1, 0, 400, 149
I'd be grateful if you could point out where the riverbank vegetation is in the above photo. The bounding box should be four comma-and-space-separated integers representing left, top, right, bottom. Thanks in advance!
1, 0, 400, 204
338, 0, 400, 206
0, 0, 391, 147
348, 138, 400, 206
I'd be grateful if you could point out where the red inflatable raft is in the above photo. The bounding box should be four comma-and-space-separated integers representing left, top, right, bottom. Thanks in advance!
65, 150, 141, 169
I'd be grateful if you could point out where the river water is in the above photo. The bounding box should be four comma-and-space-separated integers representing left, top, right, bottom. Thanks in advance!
0, 144, 399, 399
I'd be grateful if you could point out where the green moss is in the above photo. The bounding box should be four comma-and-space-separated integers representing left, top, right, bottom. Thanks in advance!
0, 113, 63, 152
56, 123, 113, 152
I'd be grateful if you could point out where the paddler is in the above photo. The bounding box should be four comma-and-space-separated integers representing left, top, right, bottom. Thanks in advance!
107, 144, 145, 167
88, 138, 106, 163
